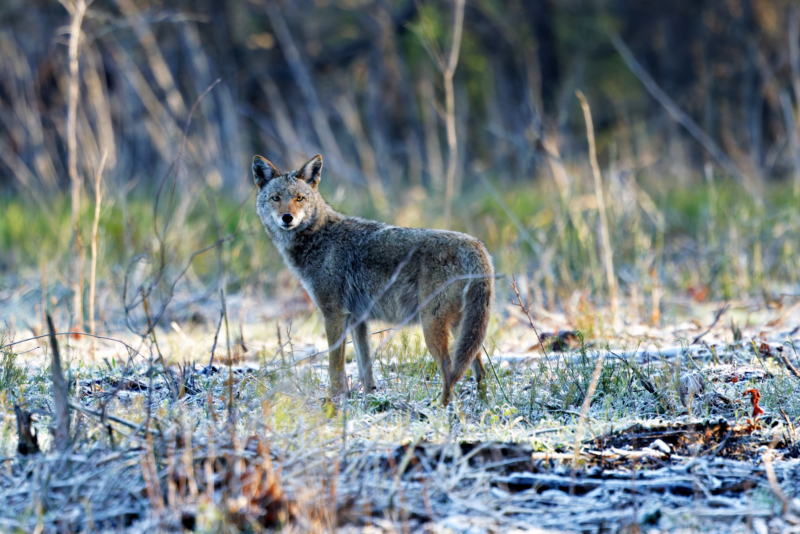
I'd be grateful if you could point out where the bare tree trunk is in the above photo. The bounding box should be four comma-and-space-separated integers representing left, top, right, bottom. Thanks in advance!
67, 0, 87, 326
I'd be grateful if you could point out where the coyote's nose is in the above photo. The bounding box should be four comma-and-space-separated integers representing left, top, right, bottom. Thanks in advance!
282, 214, 294, 224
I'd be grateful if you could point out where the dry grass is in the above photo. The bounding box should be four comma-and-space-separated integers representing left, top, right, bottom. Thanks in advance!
1, 291, 800, 532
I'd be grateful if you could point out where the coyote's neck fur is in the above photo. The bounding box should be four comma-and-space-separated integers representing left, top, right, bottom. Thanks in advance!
263, 202, 348, 284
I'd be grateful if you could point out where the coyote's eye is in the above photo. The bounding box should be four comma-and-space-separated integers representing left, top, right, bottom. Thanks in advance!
270, 195, 280, 202
296, 196, 305, 202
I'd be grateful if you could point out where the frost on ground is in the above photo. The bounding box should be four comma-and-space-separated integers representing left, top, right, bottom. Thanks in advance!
1, 289, 800, 533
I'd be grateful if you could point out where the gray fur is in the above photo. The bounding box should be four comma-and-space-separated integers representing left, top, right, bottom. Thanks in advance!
254, 154, 494, 405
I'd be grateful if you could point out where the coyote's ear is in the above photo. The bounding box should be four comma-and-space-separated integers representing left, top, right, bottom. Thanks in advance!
296, 155, 322, 188
253, 155, 278, 189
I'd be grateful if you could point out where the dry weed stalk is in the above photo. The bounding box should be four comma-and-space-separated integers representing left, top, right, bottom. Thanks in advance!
572, 352, 605, 467
509, 275, 550, 367
650, 266, 661, 325
209, 288, 226, 369
576, 90, 618, 319
89, 149, 108, 338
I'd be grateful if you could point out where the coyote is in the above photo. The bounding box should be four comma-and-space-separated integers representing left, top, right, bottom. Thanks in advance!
253, 154, 494, 406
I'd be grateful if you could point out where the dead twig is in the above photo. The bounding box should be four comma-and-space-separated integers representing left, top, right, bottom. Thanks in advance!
122, 79, 226, 338
779, 351, 800, 381
68, 400, 161, 437
0, 332, 140, 359
509, 275, 551, 369
222, 286, 236, 424
123, 234, 233, 337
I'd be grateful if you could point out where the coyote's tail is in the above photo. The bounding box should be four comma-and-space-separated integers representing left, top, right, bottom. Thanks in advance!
449, 273, 493, 387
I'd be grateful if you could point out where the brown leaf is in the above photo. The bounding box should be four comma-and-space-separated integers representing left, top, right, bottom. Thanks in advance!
688, 285, 708, 302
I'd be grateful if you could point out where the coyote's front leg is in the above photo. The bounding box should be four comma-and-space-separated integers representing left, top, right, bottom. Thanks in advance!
324, 313, 348, 398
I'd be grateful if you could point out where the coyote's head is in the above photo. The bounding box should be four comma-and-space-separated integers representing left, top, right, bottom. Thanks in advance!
252, 154, 324, 233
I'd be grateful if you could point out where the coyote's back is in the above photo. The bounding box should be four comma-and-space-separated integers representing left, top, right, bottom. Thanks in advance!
253, 153, 493, 406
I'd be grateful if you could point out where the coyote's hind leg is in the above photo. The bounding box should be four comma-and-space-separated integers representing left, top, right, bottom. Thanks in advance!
421, 311, 453, 406
351, 320, 376, 393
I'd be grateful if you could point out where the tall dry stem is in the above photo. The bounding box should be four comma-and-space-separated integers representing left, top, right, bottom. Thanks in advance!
65, 0, 88, 324
89, 150, 108, 337
47, 314, 71, 452
790, 5, 800, 124
573, 353, 605, 467
443, 0, 465, 228
416, 0, 465, 227
577, 90, 618, 318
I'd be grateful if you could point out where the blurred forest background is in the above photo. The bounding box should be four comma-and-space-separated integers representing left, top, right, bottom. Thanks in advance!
3, 0, 800, 331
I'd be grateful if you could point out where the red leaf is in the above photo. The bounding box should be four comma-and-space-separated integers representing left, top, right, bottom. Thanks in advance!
743, 388, 764, 420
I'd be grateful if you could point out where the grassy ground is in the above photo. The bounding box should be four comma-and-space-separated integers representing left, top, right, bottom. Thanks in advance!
2, 178, 800, 532
1, 301, 800, 532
